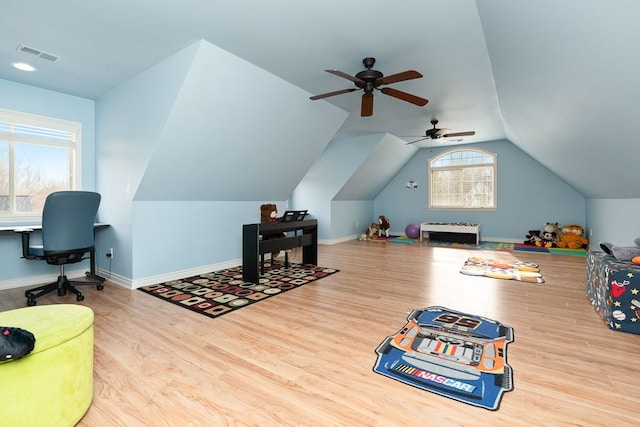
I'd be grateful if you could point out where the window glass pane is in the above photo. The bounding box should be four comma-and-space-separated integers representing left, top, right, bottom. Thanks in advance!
0, 108, 80, 219
429, 149, 496, 209
15, 144, 70, 213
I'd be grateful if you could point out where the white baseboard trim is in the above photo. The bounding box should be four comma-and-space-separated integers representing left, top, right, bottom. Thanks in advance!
0, 260, 243, 292
319, 235, 358, 245
129, 259, 242, 290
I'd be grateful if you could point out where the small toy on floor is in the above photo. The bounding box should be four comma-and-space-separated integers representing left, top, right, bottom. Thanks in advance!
556, 224, 589, 249
378, 215, 390, 238
524, 230, 542, 245
366, 222, 380, 240
536, 222, 558, 248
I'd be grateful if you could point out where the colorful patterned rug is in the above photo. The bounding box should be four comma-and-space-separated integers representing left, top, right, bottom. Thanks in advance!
373, 306, 514, 411
389, 236, 587, 257
138, 263, 338, 319
460, 256, 544, 283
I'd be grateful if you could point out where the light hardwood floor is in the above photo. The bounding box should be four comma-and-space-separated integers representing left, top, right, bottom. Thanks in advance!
2, 240, 639, 426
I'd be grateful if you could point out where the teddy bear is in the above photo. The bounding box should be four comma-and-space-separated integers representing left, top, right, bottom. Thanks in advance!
556, 224, 589, 249
524, 230, 542, 245
260, 203, 279, 224
599, 237, 640, 261
378, 215, 391, 238
259, 203, 290, 263
1, 326, 36, 361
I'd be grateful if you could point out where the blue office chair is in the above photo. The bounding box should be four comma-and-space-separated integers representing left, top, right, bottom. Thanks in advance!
18, 191, 103, 306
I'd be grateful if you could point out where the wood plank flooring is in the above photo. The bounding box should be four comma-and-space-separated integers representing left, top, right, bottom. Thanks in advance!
2, 240, 639, 426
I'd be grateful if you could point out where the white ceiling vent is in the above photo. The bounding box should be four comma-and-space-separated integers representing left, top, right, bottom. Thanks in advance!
17, 44, 61, 62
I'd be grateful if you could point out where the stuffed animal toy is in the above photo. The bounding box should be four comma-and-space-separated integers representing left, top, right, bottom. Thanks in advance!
259, 203, 289, 263
260, 203, 279, 223
378, 215, 390, 238
537, 231, 556, 248
1, 326, 35, 362
536, 222, 558, 248
524, 230, 542, 245
600, 237, 640, 261
544, 222, 559, 237
556, 224, 589, 249
364, 222, 380, 240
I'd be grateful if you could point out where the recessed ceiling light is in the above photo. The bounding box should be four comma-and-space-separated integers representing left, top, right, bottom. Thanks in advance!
12, 62, 36, 72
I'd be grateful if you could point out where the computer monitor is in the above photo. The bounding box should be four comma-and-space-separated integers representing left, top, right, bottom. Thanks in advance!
280, 210, 308, 222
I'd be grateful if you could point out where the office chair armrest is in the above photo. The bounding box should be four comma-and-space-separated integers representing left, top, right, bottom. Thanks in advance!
14, 228, 38, 260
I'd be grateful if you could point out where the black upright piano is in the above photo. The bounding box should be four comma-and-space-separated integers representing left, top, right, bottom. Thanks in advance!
242, 218, 318, 284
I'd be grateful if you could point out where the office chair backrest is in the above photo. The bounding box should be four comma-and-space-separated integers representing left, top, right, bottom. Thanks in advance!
41, 191, 101, 253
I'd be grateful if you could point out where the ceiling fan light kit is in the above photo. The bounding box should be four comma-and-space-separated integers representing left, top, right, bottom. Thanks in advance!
310, 57, 428, 117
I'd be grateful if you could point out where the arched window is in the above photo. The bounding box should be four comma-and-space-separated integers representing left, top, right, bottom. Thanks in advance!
429, 148, 496, 210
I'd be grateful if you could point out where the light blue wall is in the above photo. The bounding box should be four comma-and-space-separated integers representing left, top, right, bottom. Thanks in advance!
95, 41, 196, 281
293, 133, 415, 241
586, 198, 640, 251
374, 139, 586, 241
292, 134, 379, 240
131, 200, 285, 280
331, 201, 373, 239
0, 79, 96, 286
97, 40, 346, 283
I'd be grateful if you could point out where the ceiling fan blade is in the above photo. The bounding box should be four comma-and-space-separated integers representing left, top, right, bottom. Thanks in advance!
380, 87, 428, 106
361, 93, 374, 117
377, 70, 423, 85
325, 69, 363, 84
442, 131, 476, 138
405, 137, 429, 145
309, 88, 357, 100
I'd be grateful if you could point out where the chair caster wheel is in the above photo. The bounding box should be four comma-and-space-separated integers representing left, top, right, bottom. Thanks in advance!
77, 294, 85, 302
97, 284, 104, 291
27, 299, 37, 306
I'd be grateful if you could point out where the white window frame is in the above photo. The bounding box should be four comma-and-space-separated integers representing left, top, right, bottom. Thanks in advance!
428, 148, 496, 211
0, 108, 82, 223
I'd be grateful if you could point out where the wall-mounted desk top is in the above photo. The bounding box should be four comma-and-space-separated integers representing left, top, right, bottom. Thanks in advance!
0, 223, 110, 233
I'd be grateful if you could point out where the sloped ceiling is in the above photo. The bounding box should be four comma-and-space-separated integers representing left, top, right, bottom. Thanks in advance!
1, 0, 639, 199
135, 40, 347, 201
477, 0, 640, 198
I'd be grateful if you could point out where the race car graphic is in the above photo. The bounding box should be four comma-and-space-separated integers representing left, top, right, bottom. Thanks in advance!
373, 306, 514, 410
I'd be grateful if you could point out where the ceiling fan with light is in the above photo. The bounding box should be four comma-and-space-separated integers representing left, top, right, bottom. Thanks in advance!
309, 57, 428, 117
405, 119, 476, 145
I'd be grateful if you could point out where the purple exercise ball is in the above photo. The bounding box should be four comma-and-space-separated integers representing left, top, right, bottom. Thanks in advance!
405, 223, 420, 239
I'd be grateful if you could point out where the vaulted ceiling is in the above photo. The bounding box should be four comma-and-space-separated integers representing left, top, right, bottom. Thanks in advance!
2, 0, 639, 199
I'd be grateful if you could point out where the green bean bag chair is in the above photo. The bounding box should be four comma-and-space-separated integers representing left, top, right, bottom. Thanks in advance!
0, 304, 94, 427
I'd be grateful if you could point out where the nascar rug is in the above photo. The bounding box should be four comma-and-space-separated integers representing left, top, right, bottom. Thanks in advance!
138, 263, 338, 319
460, 256, 544, 283
373, 306, 514, 411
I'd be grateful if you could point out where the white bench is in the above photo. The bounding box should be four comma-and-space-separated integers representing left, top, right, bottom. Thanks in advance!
419, 222, 481, 245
